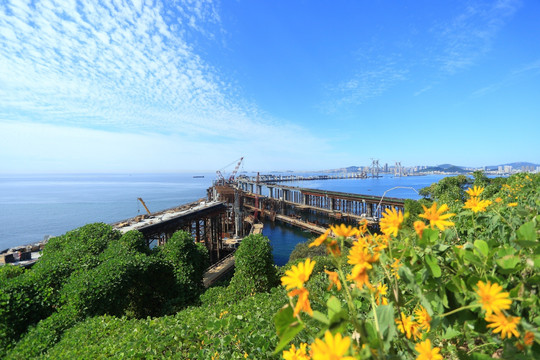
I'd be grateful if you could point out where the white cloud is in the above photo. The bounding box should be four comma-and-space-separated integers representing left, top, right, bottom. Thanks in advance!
471, 58, 540, 97
431, 0, 521, 74
0, 121, 334, 173
0, 1, 309, 140
324, 0, 521, 110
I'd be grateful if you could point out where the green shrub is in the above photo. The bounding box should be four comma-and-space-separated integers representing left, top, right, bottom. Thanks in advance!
229, 234, 278, 299
43, 288, 287, 359
158, 230, 209, 308
32, 223, 121, 294
4, 306, 79, 359
0, 271, 52, 356
288, 239, 327, 262
119, 230, 150, 255
0, 265, 24, 285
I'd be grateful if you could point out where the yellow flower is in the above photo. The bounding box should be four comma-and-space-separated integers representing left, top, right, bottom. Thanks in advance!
244, 352, 249, 358
465, 185, 484, 197
357, 219, 369, 235
414, 306, 431, 332
418, 202, 455, 231
495, 197, 502, 203
379, 207, 403, 237
485, 312, 521, 339
281, 258, 316, 290
309, 229, 331, 248
374, 283, 388, 305
475, 281, 512, 316
414, 221, 426, 237
396, 313, 420, 340
330, 224, 358, 238
327, 239, 341, 256
463, 197, 492, 213
347, 243, 379, 273
508, 202, 518, 207
346, 266, 370, 289
219, 310, 228, 319
523, 331, 535, 346
325, 270, 342, 291
414, 339, 443, 360
282, 343, 309, 360
310, 331, 355, 360
288, 288, 313, 317
390, 258, 401, 279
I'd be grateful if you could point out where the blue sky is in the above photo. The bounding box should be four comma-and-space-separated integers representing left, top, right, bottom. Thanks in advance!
0, 0, 539, 173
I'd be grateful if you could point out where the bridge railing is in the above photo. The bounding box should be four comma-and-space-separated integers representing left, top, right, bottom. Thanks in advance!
205, 251, 236, 273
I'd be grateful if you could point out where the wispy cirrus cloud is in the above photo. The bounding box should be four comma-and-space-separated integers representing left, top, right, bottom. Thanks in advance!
325, 0, 521, 110
431, 0, 521, 74
471, 58, 540, 97
0, 0, 333, 172
323, 55, 409, 112
0, 0, 307, 142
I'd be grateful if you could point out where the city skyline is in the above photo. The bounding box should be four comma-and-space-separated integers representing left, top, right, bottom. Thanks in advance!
1, 0, 539, 173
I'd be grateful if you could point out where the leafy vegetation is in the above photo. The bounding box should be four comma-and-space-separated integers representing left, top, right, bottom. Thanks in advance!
0, 226, 207, 358
0, 172, 538, 359
229, 233, 279, 299
276, 172, 539, 359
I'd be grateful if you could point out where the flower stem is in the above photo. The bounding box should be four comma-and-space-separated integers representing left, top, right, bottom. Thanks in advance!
440, 304, 477, 318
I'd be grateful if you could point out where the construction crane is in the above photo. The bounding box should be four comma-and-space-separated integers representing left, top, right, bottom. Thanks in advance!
216, 157, 244, 184
254, 172, 260, 220
228, 157, 244, 182
137, 197, 151, 215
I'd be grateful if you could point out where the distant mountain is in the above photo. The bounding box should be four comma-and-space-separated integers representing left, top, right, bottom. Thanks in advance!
421, 164, 469, 173
485, 162, 539, 170
322, 166, 361, 173
436, 164, 459, 170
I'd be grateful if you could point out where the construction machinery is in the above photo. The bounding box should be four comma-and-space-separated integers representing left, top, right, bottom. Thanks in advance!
137, 197, 152, 215
216, 157, 244, 184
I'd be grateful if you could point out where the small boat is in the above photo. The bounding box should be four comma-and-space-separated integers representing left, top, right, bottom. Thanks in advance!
193, 175, 205, 178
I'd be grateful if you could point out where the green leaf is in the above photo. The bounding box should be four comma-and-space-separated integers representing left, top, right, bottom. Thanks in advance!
473, 240, 489, 258
515, 240, 539, 248
496, 256, 520, 270
364, 321, 381, 349
517, 221, 537, 241
326, 296, 341, 322
441, 326, 461, 340
273, 305, 304, 354
534, 255, 540, 268
311, 310, 329, 325
375, 304, 396, 344
433, 244, 450, 253
326, 296, 348, 330
424, 254, 442, 278
419, 228, 438, 247
463, 252, 483, 267
470, 353, 493, 360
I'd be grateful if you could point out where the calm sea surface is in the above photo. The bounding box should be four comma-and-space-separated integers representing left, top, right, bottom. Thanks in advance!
0, 173, 448, 263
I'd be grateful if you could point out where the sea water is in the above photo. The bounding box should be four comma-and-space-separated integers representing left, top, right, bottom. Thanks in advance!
0, 173, 212, 250
0, 173, 448, 263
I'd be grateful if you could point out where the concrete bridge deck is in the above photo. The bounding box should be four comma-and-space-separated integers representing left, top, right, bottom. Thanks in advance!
203, 252, 236, 288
